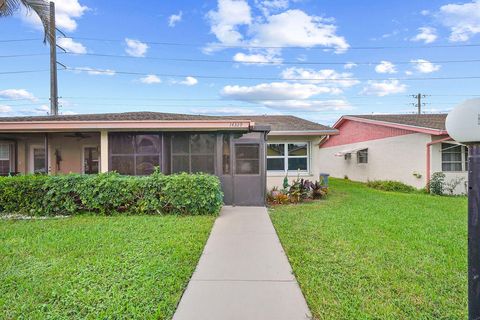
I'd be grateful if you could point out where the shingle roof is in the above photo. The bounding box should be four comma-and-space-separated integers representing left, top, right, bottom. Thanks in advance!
347, 114, 448, 131
0, 112, 334, 132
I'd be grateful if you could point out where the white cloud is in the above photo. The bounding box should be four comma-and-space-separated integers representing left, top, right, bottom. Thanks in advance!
344, 62, 357, 70
233, 51, 282, 64
250, 9, 349, 53
0, 105, 13, 113
206, 2, 349, 56
206, 0, 252, 45
438, 0, 480, 41
411, 59, 441, 73
411, 27, 438, 44
34, 105, 50, 114
21, 0, 88, 32
421, 10, 431, 16
168, 11, 183, 27
374, 61, 397, 74
74, 67, 116, 76
172, 76, 199, 86
125, 38, 149, 57
221, 82, 341, 100
280, 67, 359, 87
361, 80, 407, 97
255, 0, 289, 15
57, 37, 87, 54
139, 74, 161, 84
0, 89, 37, 101
182, 76, 199, 86
60, 110, 77, 115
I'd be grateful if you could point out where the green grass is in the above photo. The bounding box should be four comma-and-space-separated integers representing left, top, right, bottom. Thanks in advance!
0, 215, 215, 320
270, 178, 467, 320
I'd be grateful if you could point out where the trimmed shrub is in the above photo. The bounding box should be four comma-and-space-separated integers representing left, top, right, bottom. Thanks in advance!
0, 172, 223, 216
366, 180, 416, 193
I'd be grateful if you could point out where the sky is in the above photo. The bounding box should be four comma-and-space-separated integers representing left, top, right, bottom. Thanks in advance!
1, 0, 480, 125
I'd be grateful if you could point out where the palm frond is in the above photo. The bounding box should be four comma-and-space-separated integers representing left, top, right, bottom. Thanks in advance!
0, 0, 51, 43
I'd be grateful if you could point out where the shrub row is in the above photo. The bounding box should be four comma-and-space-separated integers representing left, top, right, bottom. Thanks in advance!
366, 180, 417, 193
0, 172, 223, 216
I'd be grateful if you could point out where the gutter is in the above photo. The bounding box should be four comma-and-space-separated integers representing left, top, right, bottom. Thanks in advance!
426, 136, 453, 190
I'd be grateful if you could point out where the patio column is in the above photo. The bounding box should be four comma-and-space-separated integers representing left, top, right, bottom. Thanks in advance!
100, 130, 109, 173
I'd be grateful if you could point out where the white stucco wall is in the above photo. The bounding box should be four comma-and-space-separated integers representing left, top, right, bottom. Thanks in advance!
266, 135, 324, 190
318, 133, 469, 194
318, 133, 431, 189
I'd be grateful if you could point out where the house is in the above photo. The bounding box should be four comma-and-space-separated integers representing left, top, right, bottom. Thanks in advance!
0, 111, 337, 205
318, 114, 468, 194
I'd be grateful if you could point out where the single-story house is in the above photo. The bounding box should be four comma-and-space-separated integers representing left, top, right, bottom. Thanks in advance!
318, 114, 468, 194
0, 112, 337, 206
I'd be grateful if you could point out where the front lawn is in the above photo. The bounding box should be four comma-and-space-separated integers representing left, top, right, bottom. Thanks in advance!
270, 178, 467, 319
0, 215, 215, 319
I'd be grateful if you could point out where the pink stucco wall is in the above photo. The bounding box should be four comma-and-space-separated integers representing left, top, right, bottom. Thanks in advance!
322, 119, 415, 148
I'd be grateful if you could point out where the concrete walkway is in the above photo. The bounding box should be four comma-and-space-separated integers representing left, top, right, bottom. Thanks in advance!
173, 206, 311, 320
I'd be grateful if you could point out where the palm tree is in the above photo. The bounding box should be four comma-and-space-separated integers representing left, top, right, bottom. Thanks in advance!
0, 0, 51, 42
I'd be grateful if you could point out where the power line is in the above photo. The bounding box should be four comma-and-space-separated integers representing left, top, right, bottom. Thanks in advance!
0, 69, 49, 75
62, 66, 480, 82
55, 52, 480, 66
0, 38, 41, 43
64, 36, 480, 50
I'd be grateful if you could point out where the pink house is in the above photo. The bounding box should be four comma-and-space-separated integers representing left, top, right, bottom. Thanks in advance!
318, 114, 468, 194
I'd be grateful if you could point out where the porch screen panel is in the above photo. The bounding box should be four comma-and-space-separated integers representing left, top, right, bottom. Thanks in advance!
171, 133, 216, 174
235, 144, 260, 175
109, 133, 161, 175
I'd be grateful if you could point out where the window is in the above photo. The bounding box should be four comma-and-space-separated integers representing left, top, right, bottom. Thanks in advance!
357, 149, 368, 164
442, 143, 468, 172
109, 133, 161, 175
0, 143, 10, 176
171, 133, 216, 174
267, 142, 309, 173
83, 146, 99, 174
235, 144, 259, 175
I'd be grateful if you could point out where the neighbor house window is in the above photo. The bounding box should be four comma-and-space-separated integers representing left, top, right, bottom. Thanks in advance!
357, 149, 368, 164
442, 143, 468, 172
0, 143, 11, 176
267, 142, 308, 173
109, 133, 161, 175
171, 133, 216, 174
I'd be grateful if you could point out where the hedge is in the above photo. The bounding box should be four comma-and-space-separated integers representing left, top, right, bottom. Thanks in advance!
0, 172, 223, 216
366, 180, 417, 193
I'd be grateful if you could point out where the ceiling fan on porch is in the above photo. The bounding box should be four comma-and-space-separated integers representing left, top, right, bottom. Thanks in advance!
63, 133, 91, 140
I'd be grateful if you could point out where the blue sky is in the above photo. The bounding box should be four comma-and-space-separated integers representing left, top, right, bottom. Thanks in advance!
1, 0, 479, 124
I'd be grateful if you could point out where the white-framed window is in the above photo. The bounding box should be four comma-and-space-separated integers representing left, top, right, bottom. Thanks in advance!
357, 149, 368, 164
29, 145, 46, 174
0, 143, 11, 176
442, 143, 468, 172
267, 142, 309, 173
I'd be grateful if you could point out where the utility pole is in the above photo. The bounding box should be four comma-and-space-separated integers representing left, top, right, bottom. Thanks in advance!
49, 1, 58, 116
411, 93, 427, 114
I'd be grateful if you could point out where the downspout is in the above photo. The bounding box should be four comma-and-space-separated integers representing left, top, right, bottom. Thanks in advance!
426, 136, 452, 190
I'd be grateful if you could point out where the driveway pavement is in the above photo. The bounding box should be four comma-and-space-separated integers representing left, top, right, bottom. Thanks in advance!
173, 206, 311, 320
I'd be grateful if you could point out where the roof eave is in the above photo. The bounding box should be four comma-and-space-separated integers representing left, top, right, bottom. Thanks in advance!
340, 116, 448, 135
268, 130, 339, 136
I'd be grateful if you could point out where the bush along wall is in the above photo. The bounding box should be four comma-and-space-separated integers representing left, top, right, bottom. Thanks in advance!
0, 172, 223, 216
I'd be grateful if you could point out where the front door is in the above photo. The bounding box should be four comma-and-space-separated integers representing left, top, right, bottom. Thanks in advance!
220, 132, 266, 206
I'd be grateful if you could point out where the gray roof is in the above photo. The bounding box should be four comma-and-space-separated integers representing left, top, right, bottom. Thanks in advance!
347, 114, 448, 131
0, 112, 335, 132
